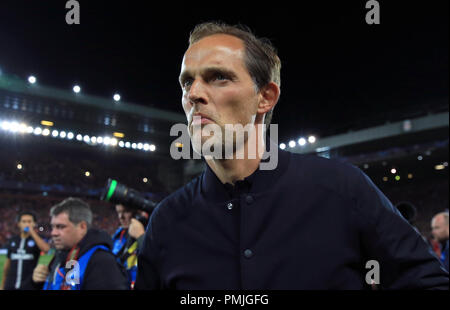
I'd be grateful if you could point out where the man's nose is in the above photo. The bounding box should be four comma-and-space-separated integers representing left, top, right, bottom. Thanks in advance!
188, 79, 207, 105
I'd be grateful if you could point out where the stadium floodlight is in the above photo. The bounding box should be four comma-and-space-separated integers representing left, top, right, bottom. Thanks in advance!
137, 143, 143, 150
279, 143, 286, 150
51, 130, 59, 137
73, 85, 81, 93
308, 136, 316, 144
1, 121, 10, 131
67, 132, 74, 140
289, 140, 296, 148
76, 134, 82, 141
149, 144, 156, 152
131, 143, 137, 149
103, 137, 111, 145
298, 138, 306, 146
390, 168, 397, 174
26, 126, 34, 134
60, 131, 66, 138
91, 136, 97, 144
113, 94, 121, 102
18, 123, 27, 133
97, 137, 103, 144
28, 75, 36, 84
143, 143, 150, 151
10, 121, 20, 133
118, 141, 125, 148
83, 135, 90, 143
42, 128, 50, 136
125, 142, 131, 149
111, 138, 118, 146
33, 127, 42, 135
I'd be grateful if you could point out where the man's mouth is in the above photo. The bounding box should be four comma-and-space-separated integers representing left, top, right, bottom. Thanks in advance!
192, 113, 214, 125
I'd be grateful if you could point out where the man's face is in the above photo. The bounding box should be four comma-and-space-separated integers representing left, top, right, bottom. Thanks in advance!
179, 34, 261, 153
50, 212, 85, 250
115, 204, 133, 228
431, 215, 449, 242
18, 214, 35, 233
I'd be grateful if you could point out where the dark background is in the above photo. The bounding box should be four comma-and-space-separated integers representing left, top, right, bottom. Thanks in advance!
0, 1, 448, 142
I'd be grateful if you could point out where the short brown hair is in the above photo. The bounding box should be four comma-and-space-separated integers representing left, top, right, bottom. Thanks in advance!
50, 197, 92, 228
188, 21, 281, 126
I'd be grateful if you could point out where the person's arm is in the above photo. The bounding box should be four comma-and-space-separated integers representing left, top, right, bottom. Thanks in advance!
82, 251, 129, 290
0, 258, 11, 290
28, 228, 50, 253
128, 218, 146, 253
353, 168, 449, 289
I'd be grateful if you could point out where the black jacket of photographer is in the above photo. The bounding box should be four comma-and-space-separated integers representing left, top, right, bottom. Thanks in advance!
36, 229, 128, 290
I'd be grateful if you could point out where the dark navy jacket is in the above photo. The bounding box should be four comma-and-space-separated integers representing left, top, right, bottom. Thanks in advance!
136, 149, 449, 289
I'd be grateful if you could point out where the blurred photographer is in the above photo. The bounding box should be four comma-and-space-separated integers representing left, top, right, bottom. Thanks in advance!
32, 197, 128, 290
101, 179, 156, 289
112, 204, 147, 289
113, 204, 146, 255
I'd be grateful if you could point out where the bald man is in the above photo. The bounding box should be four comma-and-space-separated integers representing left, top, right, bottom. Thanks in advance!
431, 212, 449, 271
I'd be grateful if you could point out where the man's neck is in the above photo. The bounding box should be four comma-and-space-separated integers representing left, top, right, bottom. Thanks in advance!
205, 123, 266, 185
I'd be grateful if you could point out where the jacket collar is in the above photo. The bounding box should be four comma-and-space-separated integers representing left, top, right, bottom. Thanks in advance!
201, 139, 291, 203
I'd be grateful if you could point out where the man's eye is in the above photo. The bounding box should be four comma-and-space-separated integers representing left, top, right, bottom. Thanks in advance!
214, 73, 228, 81
182, 79, 193, 88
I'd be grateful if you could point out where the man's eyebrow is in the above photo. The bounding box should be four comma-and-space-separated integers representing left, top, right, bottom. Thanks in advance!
202, 67, 237, 78
179, 67, 237, 84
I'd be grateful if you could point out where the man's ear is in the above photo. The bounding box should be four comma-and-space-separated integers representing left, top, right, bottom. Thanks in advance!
257, 82, 280, 115
78, 221, 88, 232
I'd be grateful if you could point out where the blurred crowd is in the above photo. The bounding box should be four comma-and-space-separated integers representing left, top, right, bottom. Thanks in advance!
0, 137, 172, 195
380, 177, 449, 239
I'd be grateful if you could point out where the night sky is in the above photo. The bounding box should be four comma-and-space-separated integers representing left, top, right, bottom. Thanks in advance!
0, 1, 448, 142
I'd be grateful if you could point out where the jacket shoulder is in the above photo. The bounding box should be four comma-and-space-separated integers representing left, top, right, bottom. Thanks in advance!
151, 173, 202, 220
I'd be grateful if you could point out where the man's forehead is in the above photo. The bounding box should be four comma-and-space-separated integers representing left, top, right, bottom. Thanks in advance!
51, 212, 69, 223
182, 34, 245, 67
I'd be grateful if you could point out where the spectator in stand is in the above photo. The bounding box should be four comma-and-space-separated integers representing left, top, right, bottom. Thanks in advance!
431, 211, 449, 271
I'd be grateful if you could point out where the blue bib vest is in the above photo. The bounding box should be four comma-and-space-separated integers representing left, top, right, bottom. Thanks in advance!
112, 227, 127, 256
112, 227, 138, 289
43, 245, 109, 290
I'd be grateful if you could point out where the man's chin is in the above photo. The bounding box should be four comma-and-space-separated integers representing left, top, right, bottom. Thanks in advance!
53, 244, 65, 250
